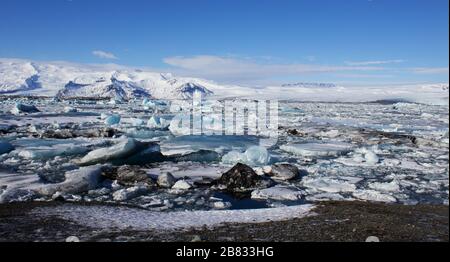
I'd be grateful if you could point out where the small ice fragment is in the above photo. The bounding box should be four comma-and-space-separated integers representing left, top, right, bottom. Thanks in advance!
64, 106, 77, 113
366, 236, 380, 242
65, 236, 80, 242
172, 180, 192, 190
251, 186, 303, 201
212, 201, 232, 209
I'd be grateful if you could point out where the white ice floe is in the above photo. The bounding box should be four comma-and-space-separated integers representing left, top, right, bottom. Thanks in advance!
352, 190, 397, 203
17, 144, 89, 160
251, 186, 304, 201
129, 118, 145, 127
368, 180, 401, 193
36, 165, 103, 196
31, 204, 315, 230
113, 186, 148, 201
280, 142, 354, 157
79, 138, 159, 165
221, 146, 270, 166
306, 192, 349, 202
147, 116, 170, 130
302, 177, 357, 193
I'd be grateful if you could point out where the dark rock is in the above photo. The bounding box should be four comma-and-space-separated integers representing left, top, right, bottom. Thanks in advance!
269, 164, 299, 181
39, 127, 119, 139
216, 163, 274, 193
115, 165, 154, 187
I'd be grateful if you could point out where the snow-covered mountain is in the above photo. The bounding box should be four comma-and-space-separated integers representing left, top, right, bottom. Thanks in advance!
0, 58, 448, 105
281, 82, 338, 88
0, 58, 215, 100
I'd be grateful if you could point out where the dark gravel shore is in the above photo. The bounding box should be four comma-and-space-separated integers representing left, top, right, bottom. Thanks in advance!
0, 201, 448, 242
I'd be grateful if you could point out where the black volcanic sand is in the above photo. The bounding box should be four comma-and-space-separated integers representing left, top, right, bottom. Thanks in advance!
0, 201, 448, 242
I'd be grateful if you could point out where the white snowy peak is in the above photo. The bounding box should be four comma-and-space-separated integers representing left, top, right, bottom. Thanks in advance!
0, 58, 214, 100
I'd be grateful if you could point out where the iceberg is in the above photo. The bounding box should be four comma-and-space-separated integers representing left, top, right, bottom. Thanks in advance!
147, 116, 170, 130
105, 114, 121, 126
11, 102, 40, 115
221, 146, 270, 166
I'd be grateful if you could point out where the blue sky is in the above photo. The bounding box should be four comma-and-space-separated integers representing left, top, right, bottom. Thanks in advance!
1, 0, 448, 85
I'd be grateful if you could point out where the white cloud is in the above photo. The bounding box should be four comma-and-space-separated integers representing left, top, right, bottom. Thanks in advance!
345, 59, 405, 66
412, 67, 449, 74
92, 50, 118, 60
163, 55, 383, 83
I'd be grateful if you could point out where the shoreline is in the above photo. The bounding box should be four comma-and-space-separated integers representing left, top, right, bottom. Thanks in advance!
0, 201, 448, 242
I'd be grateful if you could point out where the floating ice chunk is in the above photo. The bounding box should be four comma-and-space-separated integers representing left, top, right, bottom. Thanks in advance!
280, 142, 353, 157
318, 129, 339, 138
353, 190, 397, 203
37, 165, 103, 196
212, 201, 232, 209
354, 147, 380, 165
251, 186, 303, 201
172, 180, 193, 190
245, 146, 270, 166
130, 118, 145, 127
11, 102, 40, 115
302, 177, 357, 193
105, 114, 121, 126
79, 138, 140, 165
100, 113, 108, 120
17, 144, 89, 160
64, 106, 77, 113
368, 180, 400, 192
147, 116, 170, 130
221, 151, 246, 165
0, 141, 14, 155
221, 146, 270, 166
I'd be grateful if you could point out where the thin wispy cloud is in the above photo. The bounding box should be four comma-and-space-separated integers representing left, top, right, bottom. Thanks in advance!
163, 55, 384, 83
345, 59, 405, 66
92, 50, 118, 60
411, 67, 449, 74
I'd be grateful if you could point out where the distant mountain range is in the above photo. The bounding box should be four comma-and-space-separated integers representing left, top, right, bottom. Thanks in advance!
0, 58, 448, 105
0, 58, 215, 100
281, 82, 338, 88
